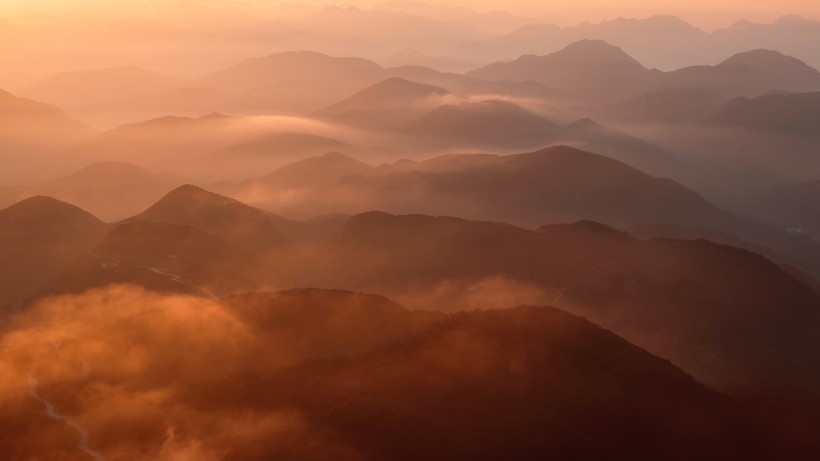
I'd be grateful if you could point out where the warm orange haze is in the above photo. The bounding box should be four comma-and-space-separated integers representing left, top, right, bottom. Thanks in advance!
2, 1, 820, 460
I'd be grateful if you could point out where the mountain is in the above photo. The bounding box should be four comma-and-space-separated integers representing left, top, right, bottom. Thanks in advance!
655, 49, 820, 102
190, 50, 392, 114
467, 39, 653, 103
291, 6, 491, 57
331, 213, 820, 420
721, 49, 820, 90
224, 144, 820, 278
70, 113, 265, 180
601, 87, 726, 123
223, 288, 439, 368
247, 152, 373, 190
712, 15, 820, 71
216, 131, 350, 159
207, 131, 352, 179
40, 220, 257, 300
214, 152, 376, 217
267, 146, 727, 229
387, 65, 565, 101
749, 180, 820, 240
261, 305, 763, 461
650, 102, 820, 189
456, 15, 710, 71
0, 197, 108, 311
314, 77, 450, 128
713, 91, 820, 135
380, 48, 480, 72
128, 185, 287, 253
402, 99, 560, 149
8, 285, 789, 458
0, 89, 95, 183
0, 162, 188, 222
470, 41, 820, 116
375, 1, 540, 34
194, 50, 386, 94
600, 49, 820, 123
555, 118, 700, 184
19, 66, 182, 111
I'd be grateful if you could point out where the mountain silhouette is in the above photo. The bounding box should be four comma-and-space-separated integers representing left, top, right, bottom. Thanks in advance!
468, 39, 653, 102
208, 131, 352, 179
129, 184, 288, 253
0, 196, 108, 311
381, 48, 480, 72
402, 99, 560, 148
332, 211, 820, 414
602, 87, 725, 123
0, 162, 188, 221
0, 89, 95, 182
71, 113, 264, 179
713, 91, 820, 135
20, 66, 181, 111
654, 49, 820, 101
250, 145, 728, 229
750, 180, 820, 239
250, 152, 373, 189
195, 50, 385, 91
315, 77, 450, 128
41, 220, 257, 300
260, 304, 764, 460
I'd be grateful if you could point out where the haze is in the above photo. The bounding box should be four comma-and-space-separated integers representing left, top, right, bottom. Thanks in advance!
2, 0, 820, 27
2, 0, 820, 459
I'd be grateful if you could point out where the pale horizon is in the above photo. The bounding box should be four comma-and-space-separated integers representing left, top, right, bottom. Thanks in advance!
0, 0, 819, 30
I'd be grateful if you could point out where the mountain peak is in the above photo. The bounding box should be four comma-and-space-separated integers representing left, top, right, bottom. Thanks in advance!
259, 152, 374, 186
136, 185, 286, 251
721, 49, 809, 67
565, 117, 603, 130
720, 49, 820, 84
773, 15, 819, 27
367, 77, 449, 95
558, 39, 645, 68
153, 184, 231, 207
0, 196, 104, 232
73, 161, 150, 177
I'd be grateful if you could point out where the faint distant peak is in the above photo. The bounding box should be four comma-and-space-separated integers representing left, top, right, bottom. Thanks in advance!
720, 49, 818, 73
554, 39, 646, 69
387, 48, 430, 59
160, 184, 225, 203
0, 195, 104, 230
565, 117, 602, 130
773, 15, 820, 27
367, 77, 449, 95
258, 49, 332, 60
539, 220, 630, 239
198, 112, 233, 121
276, 151, 372, 171
603, 14, 700, 30
30, 65, 179, 84
73, 161, 149, 176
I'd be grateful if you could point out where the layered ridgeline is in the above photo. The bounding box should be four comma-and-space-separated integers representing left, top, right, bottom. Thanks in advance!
0, 89, 95, 183
1, 287, 768, 460
2, 179, 820, 457
0, 196, 108, 312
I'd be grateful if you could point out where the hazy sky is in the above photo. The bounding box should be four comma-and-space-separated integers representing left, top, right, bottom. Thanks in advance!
1, 0, 819, 28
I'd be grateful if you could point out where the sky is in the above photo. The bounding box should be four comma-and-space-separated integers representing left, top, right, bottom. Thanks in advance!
1, 0, 819, 28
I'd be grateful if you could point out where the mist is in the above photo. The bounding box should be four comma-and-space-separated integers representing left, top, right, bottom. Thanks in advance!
2, 0, 820, 459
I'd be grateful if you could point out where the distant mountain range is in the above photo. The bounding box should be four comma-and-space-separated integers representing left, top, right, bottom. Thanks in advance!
469, 40, 820, 105
454, 14, 820, 72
